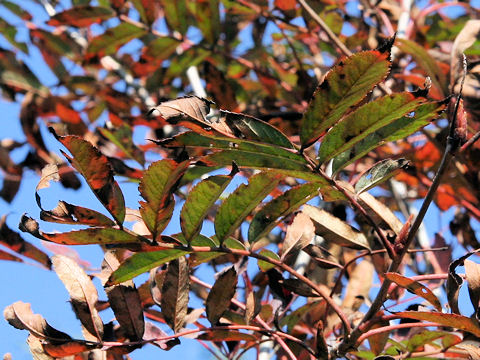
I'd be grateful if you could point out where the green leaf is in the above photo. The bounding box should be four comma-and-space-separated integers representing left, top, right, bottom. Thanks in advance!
161, 257, 189, 333
108, 249, 190, 285
397, 38, 447, 96
332, 101, 446, 173
257, 249, 279, 272
385, 273, 442, 311
302, 205, 370, 250
215, 172, 282, 243
181, 171, 236, 242
206, 266, 237, 325
98, 125, 145, 166
0, 50, 44, 93
53, 133, 125, 224
139, 159, 190, 240
355, 159, 410, 194
395, 311, 480, 338
86, 22, 147, 58
34, 227, 143, 246
187, 0, 220, 44
220, 110, 295, 149
0, 1, 32, 20
0, 18, 28, 53
47, 6, 114, 27
159, 0, 188, 35
300, 49, 392, 148
318, 92, 425, 163
248, 183, 321, 243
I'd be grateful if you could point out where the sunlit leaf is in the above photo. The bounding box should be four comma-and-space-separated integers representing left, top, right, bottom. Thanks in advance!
332, 101, 446, 173
47, 6, 114, 27
355, 159, 410, 194
248, 183, 321, 243
215, 171, 281, 243
303, 205, 370, 250
300, 47, 392, 148
86, 22, 147, 58
257, 249, 279, 272
181, 170, 236, 242
139, 159, 190, 240
395, 311, 480, 338
52, 255, 104, 341
52, 133, 125, 224
206, 266, 237, 325
385, 272, 442, 311
319, 92, 425, 163
161, 257, 189, 333
108, 249, 190, 285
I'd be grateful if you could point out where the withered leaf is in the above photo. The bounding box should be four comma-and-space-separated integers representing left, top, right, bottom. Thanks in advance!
343, 259, 373, 310
279, 278, 318, 297
245, 291, 261, 325
101, 251, 144, 341
281, 211, 315, 260
161, 257, 190, 333
143, 321, 180, 350
303, 205, 370, 250
52, 255, 104, 341
465, 259, 480, 319
206, 266, 237, 326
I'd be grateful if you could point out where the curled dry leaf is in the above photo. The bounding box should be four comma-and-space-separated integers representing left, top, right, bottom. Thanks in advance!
52, 255, 104, 341
451, 20, 480, 87
303, 204, 370, 250
342, 259, 373, 311
464, 260, 480, 319
281, 211, 315, 260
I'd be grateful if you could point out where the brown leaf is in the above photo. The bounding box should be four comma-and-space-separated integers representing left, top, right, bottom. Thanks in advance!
356, 190, 403, 235
52, 255, 104, 341
101, 251, 145, 341
27, 335, 54, 360
303, 205, 370, 250
368, 316, 390, 355
206, 266, 237, 326
451, 20, 480, 87
465, 259, 480, 319
197, 330, 256, 342
0, 216, 51, 268
281, 211, 315, 260
36, 164, 59, 192
4, 301, 71, 341
447, 250, 480, 315
343, 259, 373, 310
245, 291, 261, 325
150, 96, 216, 127
40, 200, 115, 227
143, 321, 179, 350
302, 244, 342, 269
0, 249, 23, 263
279, 278, 318, 297
161, 257, 190, 333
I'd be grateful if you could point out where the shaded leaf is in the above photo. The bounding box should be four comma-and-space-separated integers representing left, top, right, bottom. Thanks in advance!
4, 301, 72, 341
215, 171, 282, 243
98, 124, 145, 166
40, 201, 115, 227
397, 38, 447, 95
245, 291, 261, 325
395, 311, 480, 338
101, 251, 144, 341
53, 133, 125, 224
130, 0, 159, 25
368, 317, 390, 355
220, 110, 295, 149
42, 341, 99, 357
385, 272, 442, 311
0, 18, 28, 53
86, 22, 147, 58
319, 93, 425, 163
280, 278, 318, 297
159, 0, 188, 35
343, 259, 373, 310
248, 183, 321, 243
161, 257, 189, 333
302, 244, 342, 269
257, 249, 280, 272
303, 205, 370, 250
300, 48, 392, 148
0, 249, 22, 263
47, 6, 114, 27
52, 255, 103, 341
281, 211, 315, 259
140, 159, 190, 240
186, 0, 220, 44
0, 50, 44, 92
206, 266, 237, 325
181, 171, 236, 242
355, 159, 410, 194
0, 216, 51, 268
108, 249, 190, 285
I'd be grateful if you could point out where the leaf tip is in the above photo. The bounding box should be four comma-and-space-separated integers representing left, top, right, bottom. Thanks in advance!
377, 33, 396, 54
